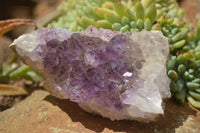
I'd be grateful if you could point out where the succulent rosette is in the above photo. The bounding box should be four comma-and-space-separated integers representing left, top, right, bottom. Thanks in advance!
10, 26, 170, 122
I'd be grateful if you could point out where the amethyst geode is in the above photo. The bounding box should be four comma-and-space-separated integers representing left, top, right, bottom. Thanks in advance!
10, 26, 171, 122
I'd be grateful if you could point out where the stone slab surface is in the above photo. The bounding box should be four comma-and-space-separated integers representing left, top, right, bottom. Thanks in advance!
0, 90, 200, 133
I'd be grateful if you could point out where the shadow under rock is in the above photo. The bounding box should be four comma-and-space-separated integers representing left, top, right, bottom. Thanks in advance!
44, 96, 196, 133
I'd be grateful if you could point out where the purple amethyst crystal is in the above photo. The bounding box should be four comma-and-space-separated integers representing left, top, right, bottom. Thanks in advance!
38, 28, 142, 110
10, 26, 171, 122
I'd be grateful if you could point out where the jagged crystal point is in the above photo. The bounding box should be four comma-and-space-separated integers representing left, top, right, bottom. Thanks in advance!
10, 26, 171, 122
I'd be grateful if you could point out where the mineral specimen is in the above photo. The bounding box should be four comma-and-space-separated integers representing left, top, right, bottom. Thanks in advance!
10, 26, 170, 122
47, 0, 200, 109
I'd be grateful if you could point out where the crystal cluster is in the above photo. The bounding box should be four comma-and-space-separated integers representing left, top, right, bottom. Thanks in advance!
48, 0, 200, 109
10, 26, 170, 122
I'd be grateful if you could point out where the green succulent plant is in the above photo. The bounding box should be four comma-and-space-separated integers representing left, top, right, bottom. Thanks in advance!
47, 0, 200, 109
